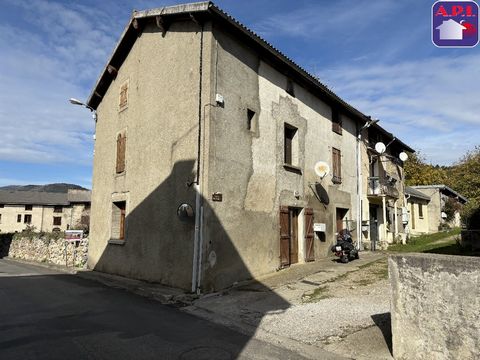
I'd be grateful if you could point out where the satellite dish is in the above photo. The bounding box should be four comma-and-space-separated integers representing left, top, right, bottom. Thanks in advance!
399, 152, 408, 162
314, 161, 330, 179
375, 142, 386, 154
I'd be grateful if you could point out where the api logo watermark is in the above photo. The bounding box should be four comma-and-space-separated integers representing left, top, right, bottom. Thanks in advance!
432, 1, 479, 47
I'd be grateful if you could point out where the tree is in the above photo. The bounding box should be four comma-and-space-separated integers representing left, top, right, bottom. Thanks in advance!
404, 152, 448, 186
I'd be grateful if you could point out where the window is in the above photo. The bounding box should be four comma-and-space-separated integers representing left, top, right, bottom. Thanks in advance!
284, 124, 298, 166
111, 201, 126, 240
332, 109, 342, 135
54, 205, 63, 213
25, 205, 33, 211
119, 80, 128, 110
286, 78, 295, 97
116, 133, 126, 173
247, 109, 256, 132
17, 214, 22, 223
53, 217, 62, 226
24, 214, 32, 224
0, 204, 4, 208
332, 147, 342, 184
419, 204, 424, 219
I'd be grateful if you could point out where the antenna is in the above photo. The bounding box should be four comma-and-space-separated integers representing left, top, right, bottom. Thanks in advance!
314, 161, 330, 179
399, 152, 408, 162
375, 142, 386, 154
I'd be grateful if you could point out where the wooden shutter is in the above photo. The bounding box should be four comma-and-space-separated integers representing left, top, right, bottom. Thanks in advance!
304, 208, 315, 262
279, 206, 290, 266
332, 148, 341, 183
116, 133, 126, 173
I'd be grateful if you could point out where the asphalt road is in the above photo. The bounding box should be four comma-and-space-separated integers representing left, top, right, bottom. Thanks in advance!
0, 259, 305, 360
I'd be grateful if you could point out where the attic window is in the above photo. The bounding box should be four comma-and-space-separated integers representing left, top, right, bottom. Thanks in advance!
286, 79, 295, 97
332, 109, 342, 135
119, 80, 129, 111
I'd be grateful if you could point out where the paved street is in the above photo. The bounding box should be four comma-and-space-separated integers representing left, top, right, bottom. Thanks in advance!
0, 259, 306, 360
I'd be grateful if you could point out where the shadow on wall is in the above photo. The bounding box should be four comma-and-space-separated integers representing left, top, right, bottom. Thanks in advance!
91, 160, 290, 354
0, 233, 14, 258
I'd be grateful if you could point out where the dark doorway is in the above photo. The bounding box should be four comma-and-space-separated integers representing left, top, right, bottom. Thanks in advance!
279, 207, 299, 266
336, 208, 349, 233
369, 205, 379, 251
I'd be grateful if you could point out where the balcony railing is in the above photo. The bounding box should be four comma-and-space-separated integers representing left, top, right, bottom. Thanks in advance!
368, 177, 399, 198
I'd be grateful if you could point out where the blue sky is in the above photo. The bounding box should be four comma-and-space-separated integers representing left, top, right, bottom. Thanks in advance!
1, 0, 479, 188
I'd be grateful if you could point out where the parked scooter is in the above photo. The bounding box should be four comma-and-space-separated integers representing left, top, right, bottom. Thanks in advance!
331, 229, 359, 263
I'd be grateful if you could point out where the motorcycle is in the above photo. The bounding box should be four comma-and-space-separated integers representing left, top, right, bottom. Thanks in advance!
331, 229, 359, 263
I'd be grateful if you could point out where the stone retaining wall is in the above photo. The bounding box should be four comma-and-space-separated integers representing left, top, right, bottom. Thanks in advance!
389, 253, 480, 360
8, 235, 88, 268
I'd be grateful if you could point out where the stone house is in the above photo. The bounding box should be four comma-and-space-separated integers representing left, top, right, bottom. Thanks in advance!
411, 185, 467, 232
0, 189, 91, 233
405, 186, 431, 235
86, 2, 412, 292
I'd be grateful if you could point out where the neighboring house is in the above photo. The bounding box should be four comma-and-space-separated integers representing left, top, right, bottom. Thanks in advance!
0, 189, 91, 233
405, 186, 431, 235
86, 2, 412, 292
412, 185, 467, 232
360, 128, 414, 250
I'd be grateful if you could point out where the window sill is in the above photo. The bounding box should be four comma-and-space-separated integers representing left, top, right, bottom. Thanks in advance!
332, 176, 342, 184
115, 171, 126, 178
283, 164, 302, 174
108, 239, 126, 245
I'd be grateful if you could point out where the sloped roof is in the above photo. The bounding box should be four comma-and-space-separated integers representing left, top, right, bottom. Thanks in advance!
405, 186, 431, 201
412, 185, 468, 204
67, 190, 91, 203
0, 191, 69, 206
86, 1, 414, 153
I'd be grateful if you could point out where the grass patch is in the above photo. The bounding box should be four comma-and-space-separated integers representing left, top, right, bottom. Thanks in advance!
302, 285, 331, 303
388, 228, 461, 254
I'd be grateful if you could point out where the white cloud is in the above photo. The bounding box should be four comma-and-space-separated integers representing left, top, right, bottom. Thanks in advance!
321, 54, 480, 165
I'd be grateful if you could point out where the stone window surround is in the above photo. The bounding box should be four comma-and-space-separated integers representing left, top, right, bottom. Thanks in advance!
108, 192, 129, 245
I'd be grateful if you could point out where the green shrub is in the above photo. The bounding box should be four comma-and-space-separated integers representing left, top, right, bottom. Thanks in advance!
461, 199, 480, 230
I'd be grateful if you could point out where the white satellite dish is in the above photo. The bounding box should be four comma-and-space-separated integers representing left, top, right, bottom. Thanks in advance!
399, 152, 408, 162
375, 142, 386, 154
314, 161, 330, 179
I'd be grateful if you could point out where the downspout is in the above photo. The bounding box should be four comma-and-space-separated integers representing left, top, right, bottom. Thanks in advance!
191, 22, 205, 294
356, 126, 362, 251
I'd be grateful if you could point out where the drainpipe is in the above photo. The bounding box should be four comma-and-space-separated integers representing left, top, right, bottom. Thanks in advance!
191, 22, 204, 294
382, 196, 387, 244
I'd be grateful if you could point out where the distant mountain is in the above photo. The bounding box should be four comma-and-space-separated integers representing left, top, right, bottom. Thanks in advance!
0, 183, 88, 193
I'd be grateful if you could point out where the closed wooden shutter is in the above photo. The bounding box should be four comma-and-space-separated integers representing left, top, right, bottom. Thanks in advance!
332, 148, 341, 183
279, 206, 290, 266
304, 208, 315, 262
116, 133, 126, 173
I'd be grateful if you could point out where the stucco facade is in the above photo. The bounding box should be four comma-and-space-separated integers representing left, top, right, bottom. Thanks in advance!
86, 2, 413, 292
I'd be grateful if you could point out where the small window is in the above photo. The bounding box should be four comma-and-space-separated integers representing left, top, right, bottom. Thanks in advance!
332, 147, 342, 184
119, 80, 129, 111
111, 201, 126, 240
0, 214, 2, 224
25, 205, 33, 211
286, 78, 295, 97
332, 109, 342, 135
247, 109, 256, 132
17, 214, 22, 223
419, 204, 424, 219
284, 124, 298, 166
53, 217, 62, 226
116, 133, 126, 173
24, 214, 32, 224
54, 205, 63, 213
0, 204, 4, 208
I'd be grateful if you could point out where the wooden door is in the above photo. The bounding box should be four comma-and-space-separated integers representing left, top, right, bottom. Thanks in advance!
369, 205, 378, 251
279, 206, 290, 266
290, 209, 299, 264
304, 208, 315, 262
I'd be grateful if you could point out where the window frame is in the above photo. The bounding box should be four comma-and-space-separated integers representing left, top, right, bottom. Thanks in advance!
53, 205, 63, 213
25, 205, 33, 211
53, 216, 62, 226
332, 147, 342, 184
17, 214, 22, 223
331, 109, 342, 135
284, 124, 298, 166
24, 214, 32, 224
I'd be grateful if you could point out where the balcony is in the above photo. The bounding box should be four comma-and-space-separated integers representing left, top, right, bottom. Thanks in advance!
368, 177, 399, 198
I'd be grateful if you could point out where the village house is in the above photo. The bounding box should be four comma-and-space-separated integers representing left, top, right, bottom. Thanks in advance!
0, 189, 91, 233
411, 185, 467, 232
86, 2, 412, 292
405, 186, 431, 235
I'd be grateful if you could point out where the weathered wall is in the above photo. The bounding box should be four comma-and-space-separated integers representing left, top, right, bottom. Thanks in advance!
389, 253, 480, 360
201, 25, 358, 291
408, 199, 430, 235
9, 235, 88, 268
89, 20, 213, 290
415, 188, 441, 233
